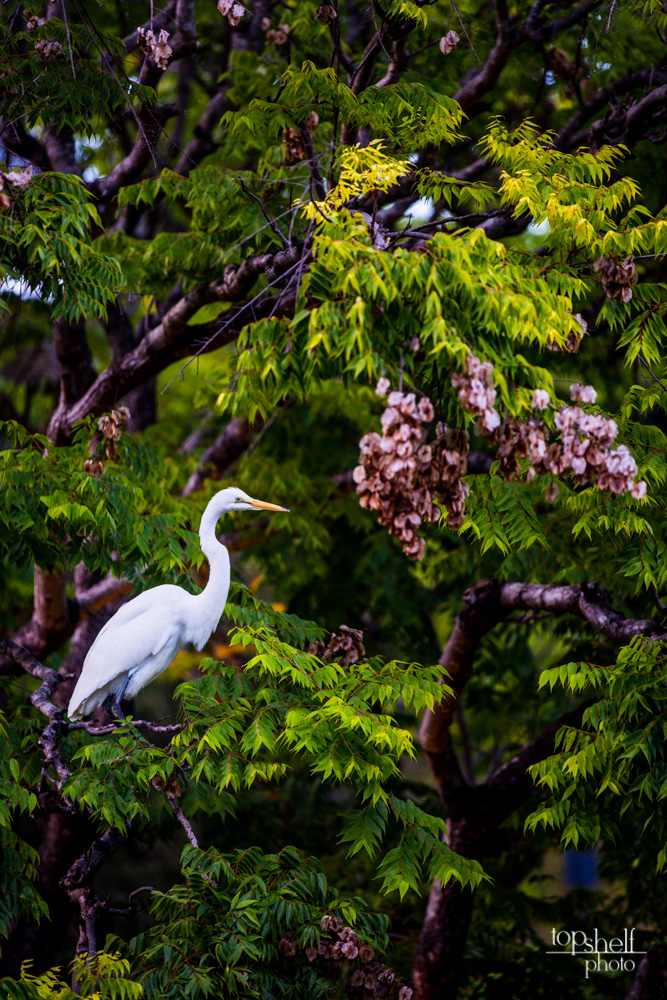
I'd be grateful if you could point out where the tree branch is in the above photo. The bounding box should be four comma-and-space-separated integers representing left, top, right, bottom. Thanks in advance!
153, 778, 199, 847
453, 0, 513, 111
92, 102, 179, 205
298, 119, 327, 201
61, 827, 125, 959
75, 574, 133, 617
1, 569, 76, 673
46, 259, 289, 443
182, 416, 260, 496
412, 570, 663, 1000
421, 579, 667, 804
0, 638, 70, 787
482, 701, 589, 823
69, 719, 182, 734
498, 581, 665, 642
555, 69, 667, 151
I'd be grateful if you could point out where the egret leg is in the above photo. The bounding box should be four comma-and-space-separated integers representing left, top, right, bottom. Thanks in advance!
109, 673, 132, 720
104, 675, 152, 748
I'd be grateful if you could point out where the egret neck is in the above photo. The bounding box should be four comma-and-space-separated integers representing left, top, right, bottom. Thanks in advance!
190, 497, 232, 649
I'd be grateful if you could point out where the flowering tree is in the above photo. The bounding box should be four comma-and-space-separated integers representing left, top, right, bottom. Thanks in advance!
1, 0, 667, 998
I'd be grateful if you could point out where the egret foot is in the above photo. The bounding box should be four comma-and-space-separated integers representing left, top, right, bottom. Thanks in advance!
103, 693, 127, 720
103, 695, 152, 747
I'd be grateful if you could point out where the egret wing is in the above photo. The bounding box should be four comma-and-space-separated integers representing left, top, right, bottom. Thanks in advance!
68, 587, 187, 718
88, 585, 184, 649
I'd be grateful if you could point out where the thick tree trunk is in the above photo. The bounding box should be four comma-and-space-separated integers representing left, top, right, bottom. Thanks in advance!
413, 823, 475, 999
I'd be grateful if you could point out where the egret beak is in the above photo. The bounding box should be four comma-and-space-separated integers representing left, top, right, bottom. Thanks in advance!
248, 497, 290, 512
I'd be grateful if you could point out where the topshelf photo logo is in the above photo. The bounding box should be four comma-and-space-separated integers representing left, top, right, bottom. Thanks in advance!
547, 928, 646, 979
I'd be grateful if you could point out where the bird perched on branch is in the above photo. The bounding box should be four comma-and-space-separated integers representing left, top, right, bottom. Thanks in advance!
67, 487, 289, 720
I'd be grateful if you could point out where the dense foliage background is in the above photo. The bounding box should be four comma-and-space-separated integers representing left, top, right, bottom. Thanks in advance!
1, 0, 667, 997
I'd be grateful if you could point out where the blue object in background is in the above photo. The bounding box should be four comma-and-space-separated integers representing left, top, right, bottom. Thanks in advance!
564, 848, 599, 888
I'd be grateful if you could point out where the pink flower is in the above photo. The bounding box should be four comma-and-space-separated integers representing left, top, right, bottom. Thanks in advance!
380, 407, 400, 428
532, 388, 550, 410
483, 409, 501, 433
570, 383, 597, 404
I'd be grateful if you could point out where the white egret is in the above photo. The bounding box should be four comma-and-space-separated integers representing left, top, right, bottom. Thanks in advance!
67, 487, 288, 720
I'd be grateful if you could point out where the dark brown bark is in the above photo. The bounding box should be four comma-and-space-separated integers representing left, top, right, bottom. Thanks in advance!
413, 841, 475, 999
62, 827, 125, 965
182, 416, 259, 496
0, 569, 76, 674
52, 319, 97, 405
420, 580, 503, 771
625, 944, 667, 1000
0, 637, 128, 971
47, 257, 299, 444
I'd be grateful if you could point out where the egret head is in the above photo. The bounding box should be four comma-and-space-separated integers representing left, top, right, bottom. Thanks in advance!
212, 486, 289, 514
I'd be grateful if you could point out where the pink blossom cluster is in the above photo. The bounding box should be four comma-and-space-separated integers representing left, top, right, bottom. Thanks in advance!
498, 385, 646, 499
532, 388, 550, 410
570, 383, 597, 404
549, 404, 646, 498
496, 417, 550, 481
354, 383, 470, 560
283, 913, 413, 999
451, 352, 501, 435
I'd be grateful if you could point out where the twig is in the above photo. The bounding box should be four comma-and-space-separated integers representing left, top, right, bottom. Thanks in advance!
107, 885, 156, 915
239, 180, 289, 247
387, 210, 504, 244
161, 784, 199, 847
369, 1, 392, 63
68, 718, 183, 734
606, 0, 618, 31
298, 119, 326, 201
638, 354, 667, 393
62, 0, 77, 79
649, 583, 667, 614
0, 638, 70, 787
450, 0, 482, 64
285, 218, 316, 313
161, 258, 303, 390
244, 408, 283, 458
70, 0, 156, 163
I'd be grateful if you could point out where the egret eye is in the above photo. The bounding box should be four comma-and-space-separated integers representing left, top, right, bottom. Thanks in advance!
236, 497, 243, 503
